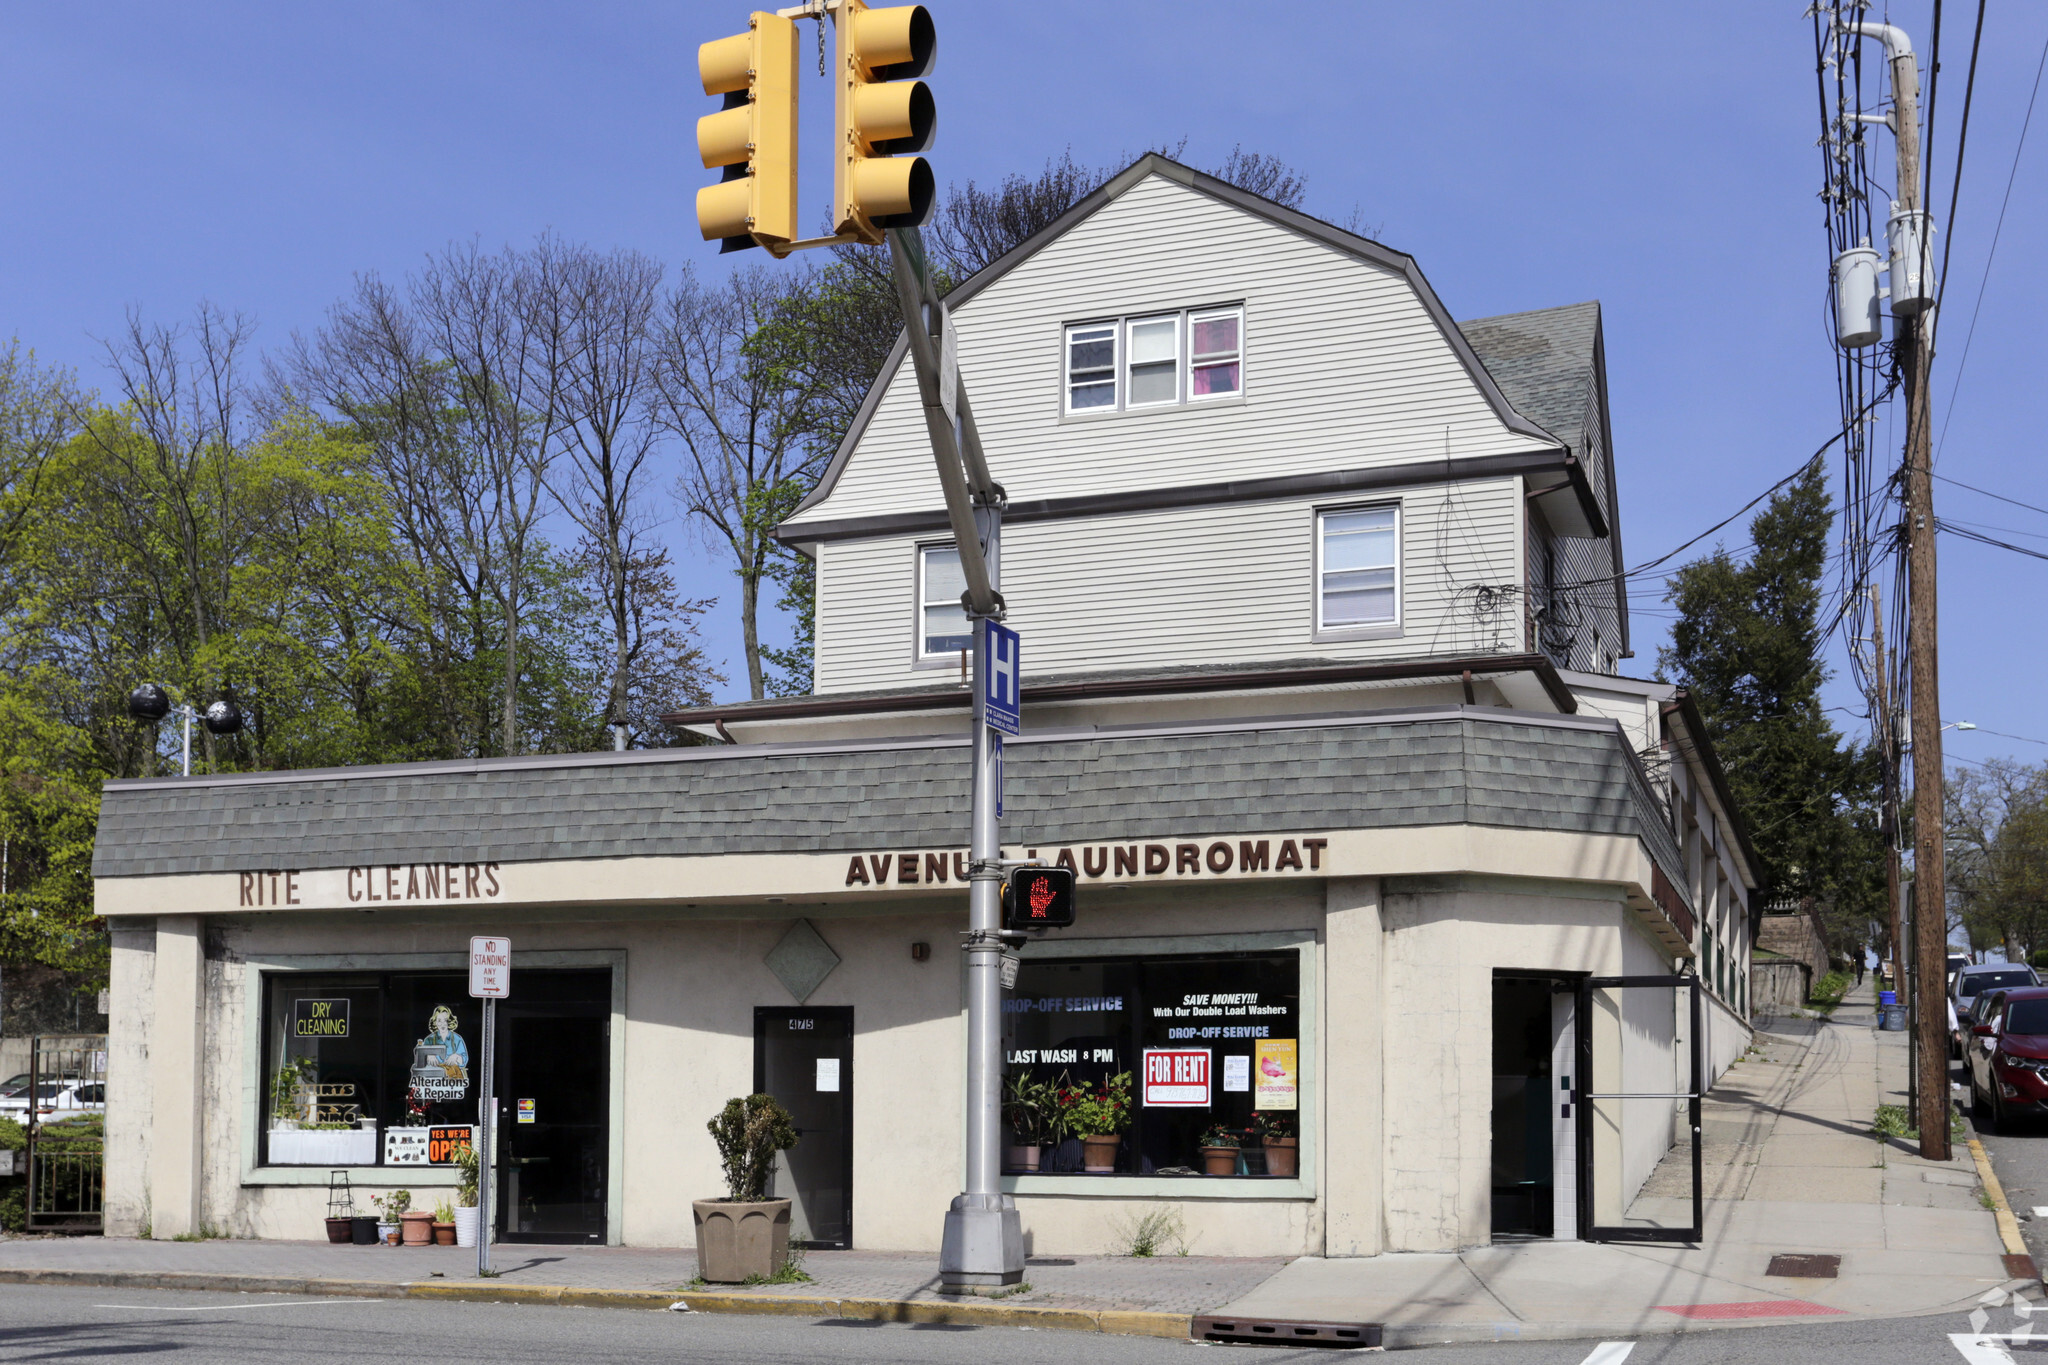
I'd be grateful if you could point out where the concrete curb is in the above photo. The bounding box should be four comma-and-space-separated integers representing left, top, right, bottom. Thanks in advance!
1968, 1136, 2038, 1275
0, 1267, 1190, 1338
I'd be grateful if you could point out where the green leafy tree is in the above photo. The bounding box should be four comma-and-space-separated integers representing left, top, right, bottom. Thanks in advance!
1660, 460, 1884, 953
1948, 761, 2048, 961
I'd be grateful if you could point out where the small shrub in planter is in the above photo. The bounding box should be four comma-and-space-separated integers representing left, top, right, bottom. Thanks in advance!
1255, 1112, 1298, 1177
1197, 1124, 1242, 1176
693, 1095, 799, 1283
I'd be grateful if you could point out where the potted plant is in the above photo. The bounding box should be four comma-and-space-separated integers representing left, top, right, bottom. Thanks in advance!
372, 1189, 410, 1244
1058, 1072, 1132, 1173
693, 1094, 799, 1283
1255, 1112, 1298, 1177
1198, 1124, 1241, 1176
431, 1199, 457, 1246
269, 1058, 309, 1130
1003, 1072, 1060, 1172
452, 1142, 480, 1248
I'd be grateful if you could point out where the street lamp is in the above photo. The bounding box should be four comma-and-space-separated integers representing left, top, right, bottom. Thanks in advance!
127, 684, 243, 776
1941, 721, 1976, 732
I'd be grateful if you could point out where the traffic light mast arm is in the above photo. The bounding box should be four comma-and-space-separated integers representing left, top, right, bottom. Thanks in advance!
886, 225, 1002, 619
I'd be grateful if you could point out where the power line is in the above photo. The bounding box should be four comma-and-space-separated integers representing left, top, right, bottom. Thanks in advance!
1934, 471, 2048, 519
1934, 0, 1987, 332
1936, 518, 2048, 562
1959, 726, 2048, 748
1934, 26, 2048, 459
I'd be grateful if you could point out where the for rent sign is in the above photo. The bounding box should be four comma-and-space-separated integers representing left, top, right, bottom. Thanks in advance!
1142, 1048, 1212, 1107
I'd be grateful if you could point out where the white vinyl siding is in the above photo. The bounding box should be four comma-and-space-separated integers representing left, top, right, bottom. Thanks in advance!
1317, 505, 1399, 632
918, 544, 971, 656
814, 480, 1522, 692
782, 173, 1555, 530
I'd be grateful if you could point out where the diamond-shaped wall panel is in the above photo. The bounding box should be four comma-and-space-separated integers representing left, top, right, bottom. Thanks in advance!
764, 919, 841, 1003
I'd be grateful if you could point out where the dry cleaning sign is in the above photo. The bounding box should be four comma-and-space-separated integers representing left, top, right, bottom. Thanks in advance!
292, 998, 350, 1039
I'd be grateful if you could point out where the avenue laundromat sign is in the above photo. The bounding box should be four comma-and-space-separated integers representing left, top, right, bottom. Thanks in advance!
843, 837, 1329, 888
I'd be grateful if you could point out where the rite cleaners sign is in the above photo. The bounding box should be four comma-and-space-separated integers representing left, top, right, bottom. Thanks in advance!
1143, 1048, 1212, 1107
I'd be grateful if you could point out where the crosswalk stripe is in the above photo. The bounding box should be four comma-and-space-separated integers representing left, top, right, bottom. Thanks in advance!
1951, 1334, 2018, 1364
1577, 1344, 1635, 1365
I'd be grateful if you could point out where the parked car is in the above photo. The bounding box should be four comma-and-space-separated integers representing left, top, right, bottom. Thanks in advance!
1952, 964, 2040, 1056
0, 1079, 104, 1122
1968, 986, 2048, 1131
0, 1073, 30, 1099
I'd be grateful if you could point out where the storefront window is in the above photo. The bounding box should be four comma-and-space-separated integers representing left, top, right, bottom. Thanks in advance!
1002, 950, 1301, 1176
261, 972, 480, 1167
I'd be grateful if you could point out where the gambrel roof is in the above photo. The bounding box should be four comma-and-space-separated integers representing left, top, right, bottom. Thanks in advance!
777, 153, 1613, 545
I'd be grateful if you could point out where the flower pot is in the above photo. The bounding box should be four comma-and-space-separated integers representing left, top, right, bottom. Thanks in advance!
1262, 1136, 1298, 1178
350, 1216, 378, 1245
400, 1211, 434, 1245
1006, 1143, 1041, 1173
1081, 1134, 1120, 1173
324, 1216, 354, 1244
1199, 1145, 1239, 1176
691, 1198, 792, 1283
377, 1221, 399, 1245
453, 1206, 479, 1248
432, 1221, 457, 1246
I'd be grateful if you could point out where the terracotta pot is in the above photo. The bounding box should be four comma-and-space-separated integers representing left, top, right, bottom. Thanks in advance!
1006, 1143, 1040, 1172
324, 1217, 354, 1244
1199, 1145, 1239, 1176
692, 1198, 792, 1283
432, 1221, 457, 1246
1081, 1134, 1119, 1173
400, 1210, 435, 1246
1262, 1136, 1298, 1178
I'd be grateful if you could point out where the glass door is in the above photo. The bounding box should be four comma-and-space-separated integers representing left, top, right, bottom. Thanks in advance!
754, 1007, 853, 1248
493, 969, 611, 1244
1577, 973, 1702, 1244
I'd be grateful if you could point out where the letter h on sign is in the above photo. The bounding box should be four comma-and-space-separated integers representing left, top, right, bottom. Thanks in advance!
982, 619, 1020, 736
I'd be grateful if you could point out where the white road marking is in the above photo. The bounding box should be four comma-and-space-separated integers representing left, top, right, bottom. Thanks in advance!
1577, 1344, 1635, 1365
94, 1298, 378, 1312
1951, 1334, 2019, 1364
2033, 1207, 2048, 1219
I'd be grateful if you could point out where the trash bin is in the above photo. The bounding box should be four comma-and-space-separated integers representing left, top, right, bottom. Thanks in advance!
1881, 1005, 1907, 1031
1879, 990, 1898, 1007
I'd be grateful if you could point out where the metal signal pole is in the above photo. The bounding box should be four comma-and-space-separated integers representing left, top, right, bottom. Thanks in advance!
884, 227, 1024, 1292
1848, 18, 1949, 1161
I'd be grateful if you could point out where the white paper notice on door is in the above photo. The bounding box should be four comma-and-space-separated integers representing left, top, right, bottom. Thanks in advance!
816, 1057, 840, 1092
1222, 1055, 1251, 1092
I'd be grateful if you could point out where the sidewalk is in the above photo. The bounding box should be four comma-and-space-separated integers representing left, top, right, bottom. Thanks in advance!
1211, 977, 2025, 1346
1, 981, 2022, 1346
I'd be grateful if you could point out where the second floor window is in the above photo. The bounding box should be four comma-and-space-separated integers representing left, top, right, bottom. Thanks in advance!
1317, 505, 1400, 632
919, 544, 972, 656
1064, 305, 1244, 414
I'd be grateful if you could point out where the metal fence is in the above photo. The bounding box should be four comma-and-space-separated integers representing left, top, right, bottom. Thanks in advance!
26, 1034, 106, 1233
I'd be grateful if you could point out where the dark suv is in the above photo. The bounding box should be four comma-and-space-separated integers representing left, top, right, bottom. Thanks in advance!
1967, 986, 2048, 1130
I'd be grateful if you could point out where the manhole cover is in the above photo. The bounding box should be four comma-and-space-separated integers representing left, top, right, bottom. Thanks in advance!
1765, 1253, 1840, 1278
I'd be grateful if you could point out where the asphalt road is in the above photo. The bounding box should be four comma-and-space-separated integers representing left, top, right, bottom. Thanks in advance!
1966, 1043, 2048, 1278
0, 1285, 2036, 1365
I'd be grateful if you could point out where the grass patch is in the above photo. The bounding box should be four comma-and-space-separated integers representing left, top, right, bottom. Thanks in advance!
169, 1222, 228, 1242
1109, 1206, 1189, 1257
985, 1281, 1033, 1299
1872, 1103, 1967, 1140
1809, 971, 1850, 1011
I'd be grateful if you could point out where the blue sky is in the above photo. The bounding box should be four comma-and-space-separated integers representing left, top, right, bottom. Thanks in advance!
3, 2, 2043, 769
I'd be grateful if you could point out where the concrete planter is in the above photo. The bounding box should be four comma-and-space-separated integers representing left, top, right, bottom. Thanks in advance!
1261, 1136, 1298, 1178
692, 1198, 791, 1282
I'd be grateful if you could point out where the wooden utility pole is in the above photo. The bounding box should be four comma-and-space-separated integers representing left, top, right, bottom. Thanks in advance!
1860, 20, 1951, 1162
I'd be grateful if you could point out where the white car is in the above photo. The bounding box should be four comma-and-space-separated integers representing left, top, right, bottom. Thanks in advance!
0, 1079, 104, 1121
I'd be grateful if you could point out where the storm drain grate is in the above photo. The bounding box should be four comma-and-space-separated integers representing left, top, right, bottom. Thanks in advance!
1765, 1253, 1841, 1278
2005, 1253, 2041, 1281
1191, 1315, 1382, 1348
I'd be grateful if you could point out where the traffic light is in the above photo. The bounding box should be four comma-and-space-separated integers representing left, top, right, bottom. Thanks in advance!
696, 12, 799, 253
1004, 866, 1075, 931
833, 1, 937, 244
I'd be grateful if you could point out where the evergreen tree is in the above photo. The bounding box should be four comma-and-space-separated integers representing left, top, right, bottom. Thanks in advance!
1660, 460, 1884, 955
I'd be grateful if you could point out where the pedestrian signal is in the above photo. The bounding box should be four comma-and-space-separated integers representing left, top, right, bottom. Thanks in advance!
1004, 866, 1075, 930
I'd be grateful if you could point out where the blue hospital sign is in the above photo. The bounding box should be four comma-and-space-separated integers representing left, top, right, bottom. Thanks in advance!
983, 619, 1020, 736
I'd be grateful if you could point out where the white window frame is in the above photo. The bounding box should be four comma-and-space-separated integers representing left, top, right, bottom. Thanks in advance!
1063, 322, 1120, 415
1313, 502, 1403, 639
1186, 305, 1245, 403
915, 541, 974, 663
1061, 303, 1245, 417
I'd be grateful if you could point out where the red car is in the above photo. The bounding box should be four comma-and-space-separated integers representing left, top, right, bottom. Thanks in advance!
1967, 986, 2048, 1130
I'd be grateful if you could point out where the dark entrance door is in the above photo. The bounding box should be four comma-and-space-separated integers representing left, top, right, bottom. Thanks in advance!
754, 1007, 853, 1248
493, 969, 611, 1244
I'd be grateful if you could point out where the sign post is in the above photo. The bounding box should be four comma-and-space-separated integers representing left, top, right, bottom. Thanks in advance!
468, 936, 510, 1277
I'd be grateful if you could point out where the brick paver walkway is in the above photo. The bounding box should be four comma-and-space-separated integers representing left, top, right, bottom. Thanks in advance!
0, 1236, 1285, 1315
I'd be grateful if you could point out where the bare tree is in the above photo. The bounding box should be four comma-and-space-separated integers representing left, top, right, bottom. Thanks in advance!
524, 238, 668, 745
0, 343, 80, 566
649, 266, 825, 700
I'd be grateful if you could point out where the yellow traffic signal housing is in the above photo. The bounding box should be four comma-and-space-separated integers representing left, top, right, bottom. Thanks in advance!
834, 1, 937, 245
697, 13, 798, 254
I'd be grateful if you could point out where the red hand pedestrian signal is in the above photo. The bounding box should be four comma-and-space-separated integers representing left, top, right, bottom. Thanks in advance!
1003, 865, 1074, 930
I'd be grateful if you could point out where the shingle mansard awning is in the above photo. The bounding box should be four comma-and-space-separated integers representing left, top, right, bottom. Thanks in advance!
92, 709, 1693, 951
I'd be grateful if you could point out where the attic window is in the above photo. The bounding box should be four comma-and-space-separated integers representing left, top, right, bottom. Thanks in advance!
1064, 305, 1244, 415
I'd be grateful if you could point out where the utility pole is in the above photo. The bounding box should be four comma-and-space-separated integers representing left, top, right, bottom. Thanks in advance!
1849, 18, 1948, 1161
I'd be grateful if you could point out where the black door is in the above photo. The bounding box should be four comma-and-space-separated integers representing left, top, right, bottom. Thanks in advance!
1577, 973, 1703, 1244
494, 969, 611, 1244
754, 1007, 853, 1248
